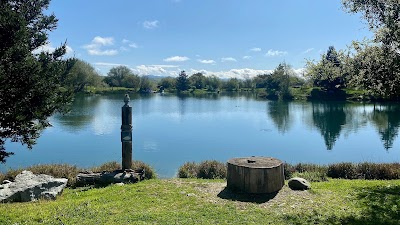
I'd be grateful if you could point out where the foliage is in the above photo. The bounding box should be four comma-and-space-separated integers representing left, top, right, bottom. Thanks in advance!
342, 0, 400, 51
91, 161, 121, 172
139, 76, 153, 93
177, 160, 227, 179
177, 162, 198, 178
284, 163, 328, 182
158, 76, 176, 90
265, 63, 293, 99
306, 46, 348, 91
205, 75, 221, 91
0, 0, 74, 162
175, 70, 189, 92
189, 72, 206, 89
348, 41, 400, 100
131, 160, 157, 179
196, 160, 227, 179
65, 59, 103, 92
328, 162, 400, 180
223, 78, 240, 91
104, 66, 140, 89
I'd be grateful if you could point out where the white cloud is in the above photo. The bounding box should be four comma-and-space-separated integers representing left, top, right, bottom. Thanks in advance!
266, 49, 288, 57
198, 59, 216, 64
129, 43, 138, 48
94, 62, 127, 67
122, 39, 130, 44
87, 49, 118, 56
250, 47, 261, 52
84, 36, 118, 56
221, 57, 237, 62
303, 48, 314, 54
143, 20, 159, 29
163, 56, 190, 62
243, 56, 251, 60
92, 36, 114, 46
190, 68, 273, 79
132, 65, 181, 76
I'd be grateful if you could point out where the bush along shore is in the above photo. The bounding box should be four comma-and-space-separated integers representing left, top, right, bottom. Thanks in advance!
1, 161, 400, 224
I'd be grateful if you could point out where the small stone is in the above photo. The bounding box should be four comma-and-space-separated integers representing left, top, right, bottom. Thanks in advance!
187, 193, 196, 197
288, 177, 311, 190
115, 183, 125, 186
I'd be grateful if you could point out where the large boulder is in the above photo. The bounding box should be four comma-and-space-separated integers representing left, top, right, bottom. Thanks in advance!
288, 177, 311, 190
0, 170, 68, 203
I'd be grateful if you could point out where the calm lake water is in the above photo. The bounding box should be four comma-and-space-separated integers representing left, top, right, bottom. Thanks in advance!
2, 93, 400, 178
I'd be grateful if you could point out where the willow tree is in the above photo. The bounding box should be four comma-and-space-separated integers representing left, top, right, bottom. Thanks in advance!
0, 0, 73, 162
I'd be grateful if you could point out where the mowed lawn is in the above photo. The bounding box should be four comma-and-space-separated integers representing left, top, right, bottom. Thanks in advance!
1, 179, 400, 225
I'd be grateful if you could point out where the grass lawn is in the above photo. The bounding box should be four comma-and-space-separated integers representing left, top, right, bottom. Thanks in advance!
1, 179, 400, 224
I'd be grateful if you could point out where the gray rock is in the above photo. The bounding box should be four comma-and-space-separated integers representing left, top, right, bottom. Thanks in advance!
2, 180, 12, 185
288, 177, 311, 190
0, 170, 68, 203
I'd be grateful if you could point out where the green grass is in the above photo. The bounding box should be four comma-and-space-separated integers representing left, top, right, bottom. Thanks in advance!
1, 179, 400, 224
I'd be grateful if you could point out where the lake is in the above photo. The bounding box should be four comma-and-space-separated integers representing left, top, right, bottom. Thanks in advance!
2, 93, 400, 178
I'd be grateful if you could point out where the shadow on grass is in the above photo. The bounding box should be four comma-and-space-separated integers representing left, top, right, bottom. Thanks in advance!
283, 185, 400, 225
217, 187, 278, 204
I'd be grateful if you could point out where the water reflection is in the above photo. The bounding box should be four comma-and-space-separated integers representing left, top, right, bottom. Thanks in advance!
370, 105, 400, 150
56, 94, 400, 152
267, 101, 292, 133
311, 102, 346, 150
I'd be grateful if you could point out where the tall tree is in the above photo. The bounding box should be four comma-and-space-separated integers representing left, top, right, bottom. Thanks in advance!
104, 66, 136, 87
306, 46, 347, 91
265, 63, 293, 99
66, 59, 103, 92
0, 0, 74, 162
176, 70, 189, 92
342, 0, 400, 51
189, 72, 206, 89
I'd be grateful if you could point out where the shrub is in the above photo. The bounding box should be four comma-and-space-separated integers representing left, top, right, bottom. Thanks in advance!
197, 160, 226, 179
357, 162, 400, 180
284, 163, 296, 180
131, 160, 157, 180
327, 163, 358, 179
91, 161, 121, 172
177, 162, 198, 178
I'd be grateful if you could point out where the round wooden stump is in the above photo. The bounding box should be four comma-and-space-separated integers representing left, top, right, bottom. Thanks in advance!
227, 157, 284, 194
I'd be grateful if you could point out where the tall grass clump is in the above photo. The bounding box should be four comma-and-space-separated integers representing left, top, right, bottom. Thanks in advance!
197, 160, 226, 179
177, 162, 197, 178
285, 163, 328, 182
357, 162, 400, 180
327, 162, 358, 179
91, 161, 121, 172
177, 160, 227, 179
132, 160, 157, 179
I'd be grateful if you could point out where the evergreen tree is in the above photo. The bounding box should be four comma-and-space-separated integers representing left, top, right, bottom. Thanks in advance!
176, 70, 189, 92
0, 0, 74, 162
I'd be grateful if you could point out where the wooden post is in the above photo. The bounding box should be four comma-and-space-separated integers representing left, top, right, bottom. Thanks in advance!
121, 94, 132, 170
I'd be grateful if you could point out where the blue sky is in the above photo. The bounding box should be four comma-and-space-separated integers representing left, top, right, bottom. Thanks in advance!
42, 0, 373, 78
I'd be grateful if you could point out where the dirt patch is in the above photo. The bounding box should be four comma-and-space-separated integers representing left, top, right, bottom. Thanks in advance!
167, 179, 315, 210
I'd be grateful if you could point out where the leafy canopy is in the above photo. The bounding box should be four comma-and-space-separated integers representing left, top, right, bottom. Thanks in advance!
0, 0, 74, 162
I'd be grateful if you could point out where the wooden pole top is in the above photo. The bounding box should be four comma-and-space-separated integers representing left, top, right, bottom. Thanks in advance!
227, 157, 283, 169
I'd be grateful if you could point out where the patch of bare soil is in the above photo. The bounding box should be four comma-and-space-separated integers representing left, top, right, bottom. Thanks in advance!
167, 179, 315, 210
